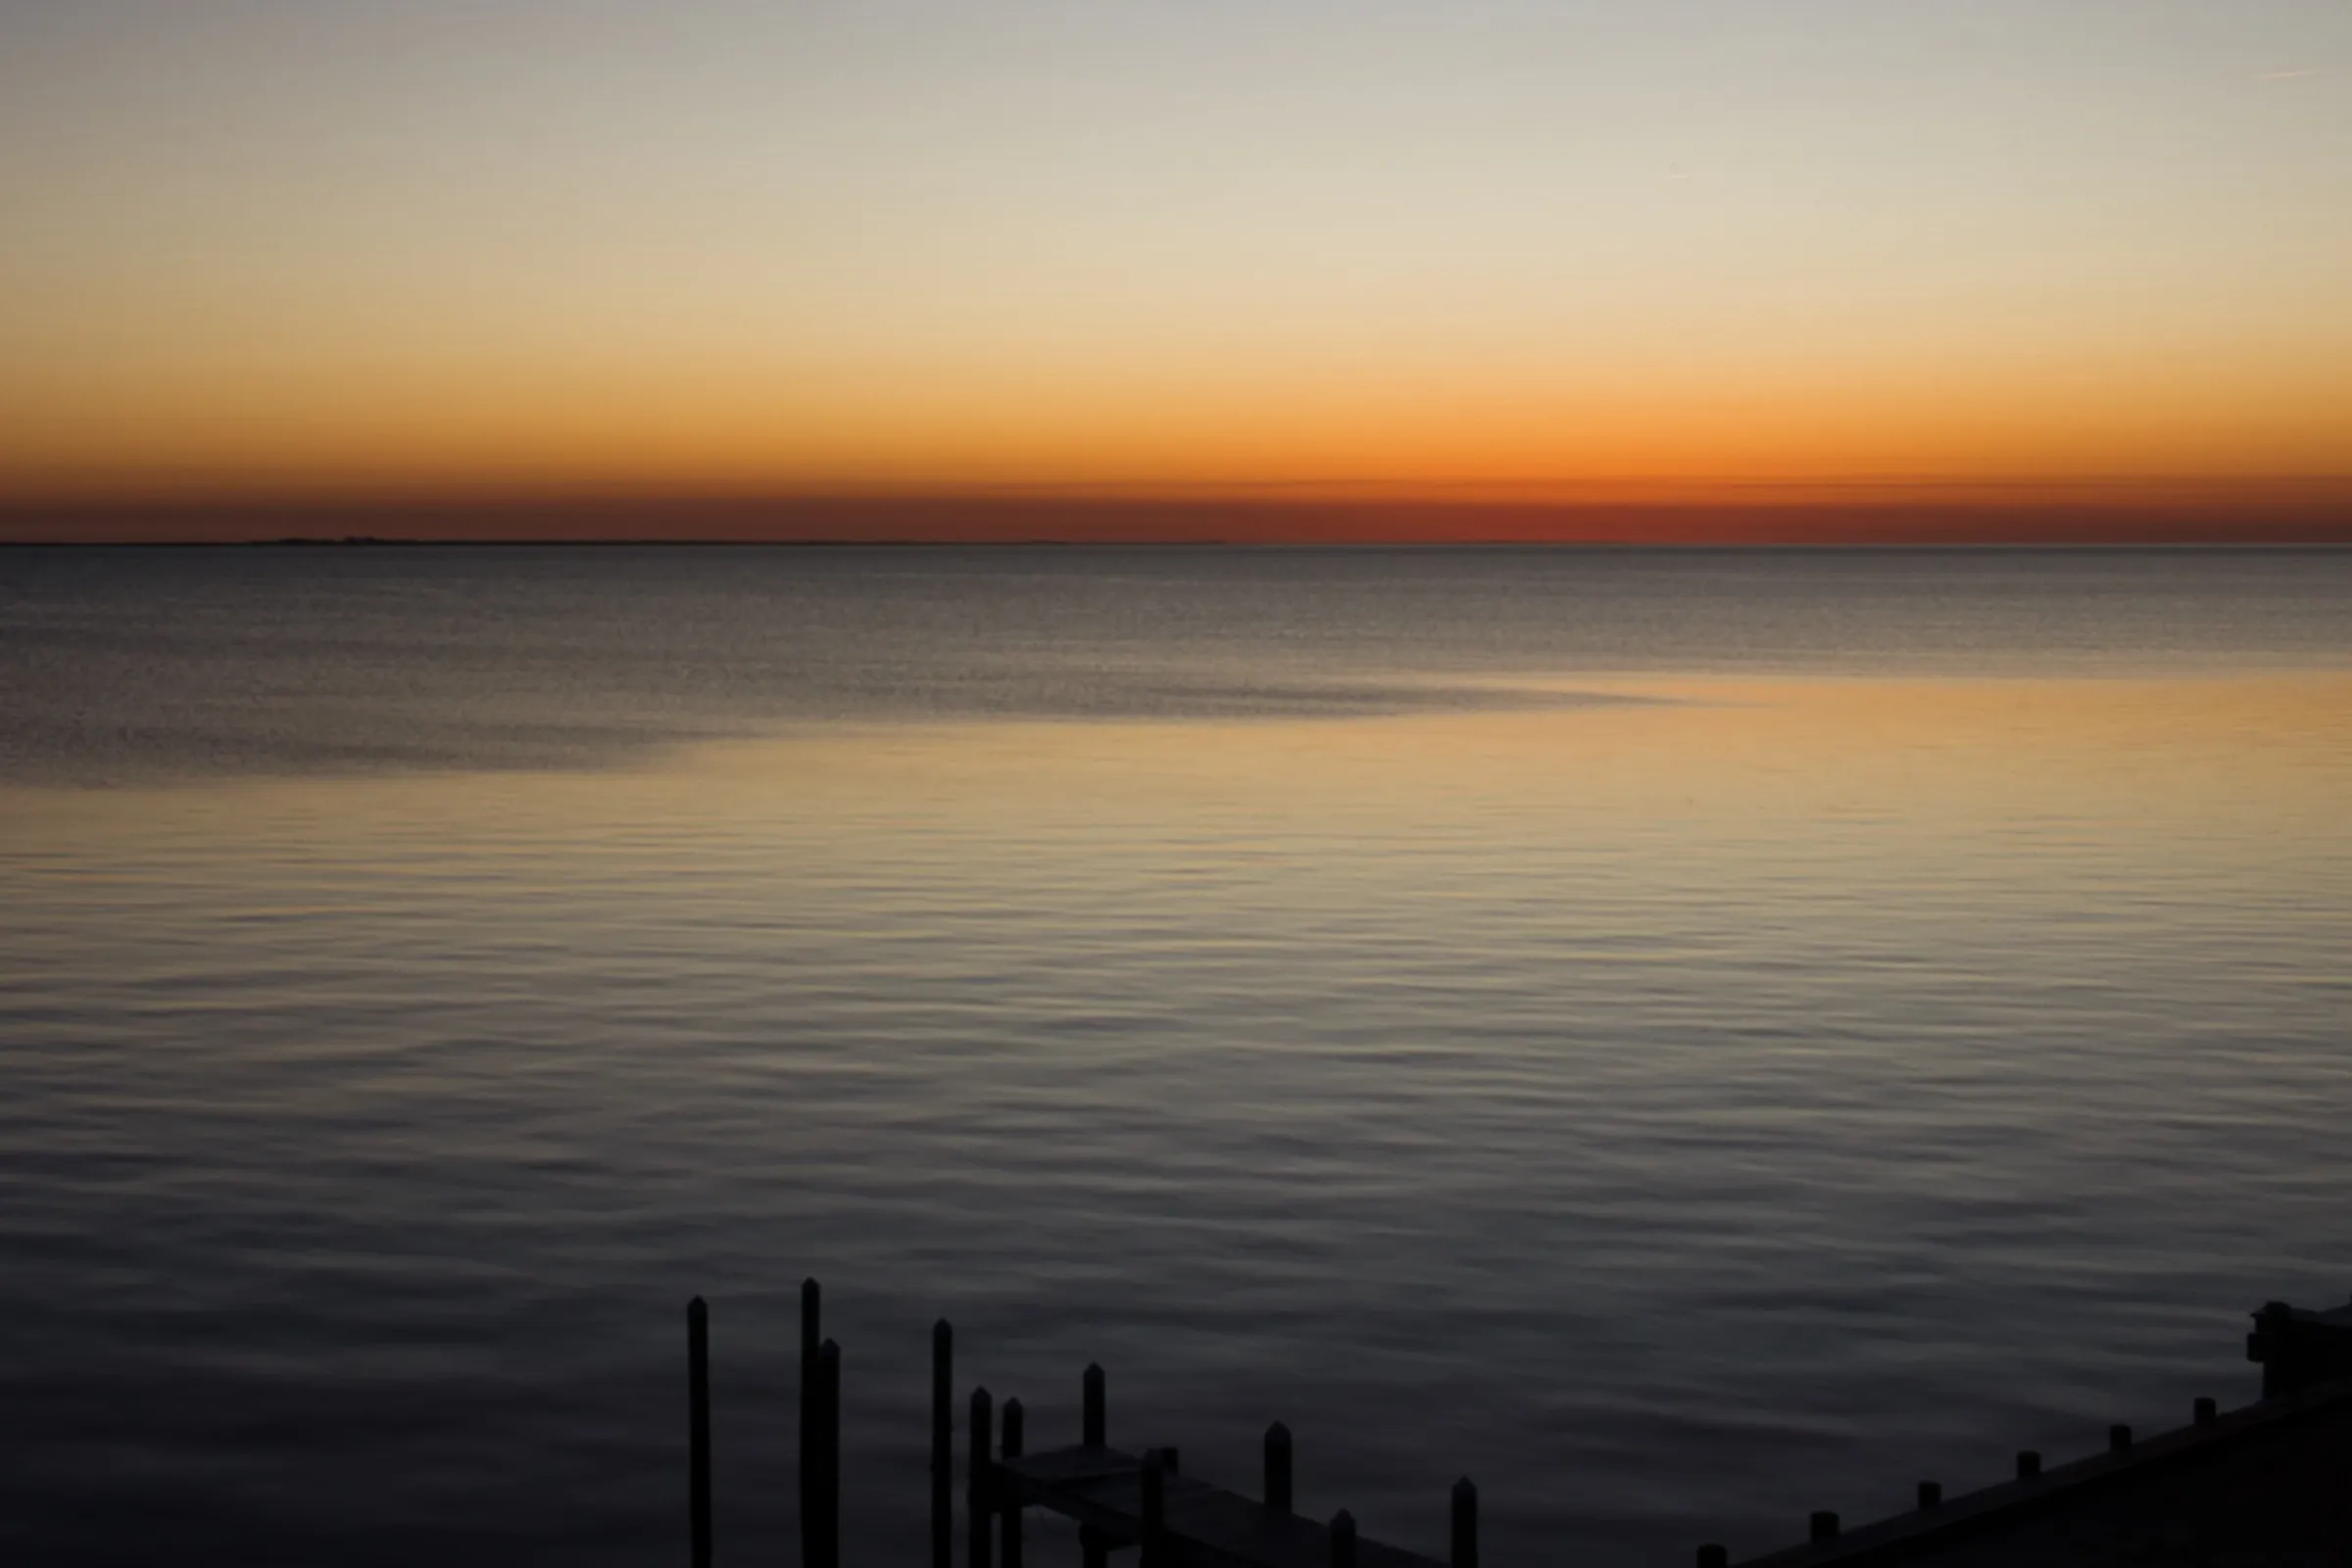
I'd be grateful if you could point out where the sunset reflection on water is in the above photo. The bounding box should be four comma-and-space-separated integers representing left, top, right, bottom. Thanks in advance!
3, 553, 2348, 1568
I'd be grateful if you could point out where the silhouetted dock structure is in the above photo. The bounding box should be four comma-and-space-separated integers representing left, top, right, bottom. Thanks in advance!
1718, 1295, 2352, 1568
686, 1284, 2352, 1567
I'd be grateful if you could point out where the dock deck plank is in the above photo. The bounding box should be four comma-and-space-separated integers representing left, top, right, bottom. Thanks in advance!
998, 1444, 1446, 1568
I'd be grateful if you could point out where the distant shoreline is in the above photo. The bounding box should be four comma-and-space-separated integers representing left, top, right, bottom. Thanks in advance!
3, 537, 2347, 552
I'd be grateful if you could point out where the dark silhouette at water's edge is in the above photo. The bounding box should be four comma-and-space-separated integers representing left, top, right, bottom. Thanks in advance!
753, 1285, 2352, 1568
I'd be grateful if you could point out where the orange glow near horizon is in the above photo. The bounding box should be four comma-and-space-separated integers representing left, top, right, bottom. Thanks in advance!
4, 4, 2348, 541
8, 304, 2349, 507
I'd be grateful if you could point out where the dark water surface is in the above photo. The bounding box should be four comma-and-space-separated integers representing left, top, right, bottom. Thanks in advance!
2, 547, 2348, 1566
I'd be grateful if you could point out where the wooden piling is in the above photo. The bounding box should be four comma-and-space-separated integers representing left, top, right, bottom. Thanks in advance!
814, 1338, 842, 1568
1450, 1477, 1477, 1568
1000, 1398, 1025, 1568
1809, 1511, 1839, 1544
801, 1279, 821, 1567
2194, 1396, 2217, 1427
1329, 1508, 1357, 1568
932, 1320, 954, 1568
2108, 1423, 2132, 1453
1264, 1422, 1294, 1513
2016, 1450, 2041, 1481
1140, 1448, 1168, 1567
1697, 1546, 1728, 1568
1916, 1480, 1941, 1510
1076, 1367, 1109, 1568
968, 1387, 995, 1568
2254, 1300, 2296, 1397
687, 1298, 711, 1568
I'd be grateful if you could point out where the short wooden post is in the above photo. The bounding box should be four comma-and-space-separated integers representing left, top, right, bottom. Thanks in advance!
968, 1387, 995, 1568
1916, 1480, 1942, 1509
1080, 1529, 1108, 1568
2108, 1423, 2132, 1453
1000, 1398, 1025, 1568
2016, 1450, 2040, 1481
800, 1279, 821, 1567
1329, 1508, 1356, 1568
1696, 1548, 1729, 1568
1141, 1449, 1168, 1567
2194, 1396, 2217, 1427
1263, 1422, 1293, 1512
1450, 1477, 1477, 1568
932, 1320, 954, 1568
687, 1298, 711, 1568
2254, 1300, 2296, 1398
1809, 1510, 1839, 1544
814, 1338, 842, 1568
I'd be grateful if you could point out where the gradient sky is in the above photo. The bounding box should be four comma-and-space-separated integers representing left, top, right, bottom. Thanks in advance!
3, 1, 2348, 538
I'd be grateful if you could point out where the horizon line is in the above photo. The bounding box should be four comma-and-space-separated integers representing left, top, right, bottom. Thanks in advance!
9, 537, 2351, 553
6, 485, 2348, 546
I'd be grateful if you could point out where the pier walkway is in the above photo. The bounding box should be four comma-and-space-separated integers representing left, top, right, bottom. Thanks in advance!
687, 1284, 2352, 1568
997, 1443, 1450, 1568
1726, 1296, 2352, 1567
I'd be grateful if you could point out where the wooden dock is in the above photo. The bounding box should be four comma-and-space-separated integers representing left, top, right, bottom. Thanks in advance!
962, 1332, 1472, 1568
994, 1444, 1453, 1568
686, 1283, 2351, 1568
693, 1280, 1474, 1568
1714, 1296, 2352, 1567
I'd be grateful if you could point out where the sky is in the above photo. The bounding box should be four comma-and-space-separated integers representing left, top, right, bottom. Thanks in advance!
2, 0, 2348, 541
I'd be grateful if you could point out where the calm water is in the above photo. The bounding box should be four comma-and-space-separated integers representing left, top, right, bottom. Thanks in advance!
2, 546, 2348, 1567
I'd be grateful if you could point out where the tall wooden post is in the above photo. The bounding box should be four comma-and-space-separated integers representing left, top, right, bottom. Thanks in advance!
968, 1387, 995, 1568
931, 1320, 954, 1568
813, 1338, 842, 1568
1079, 1365, 1107, 1568
999, 1398, 1025, 1568
687, 1298, 711, 1568
800, 1279, 821, 1567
